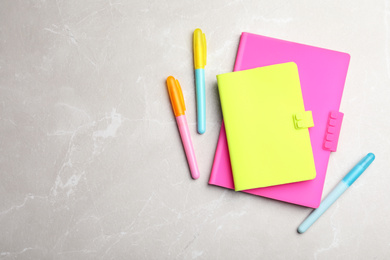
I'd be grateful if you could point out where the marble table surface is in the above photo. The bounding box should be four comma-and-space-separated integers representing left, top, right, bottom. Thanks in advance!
1, 0, 389, 259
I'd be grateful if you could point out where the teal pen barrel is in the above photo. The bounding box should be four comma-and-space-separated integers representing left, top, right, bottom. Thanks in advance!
298, 182, 349, 233
195, 69, 206, 134
298, 153, 375, 233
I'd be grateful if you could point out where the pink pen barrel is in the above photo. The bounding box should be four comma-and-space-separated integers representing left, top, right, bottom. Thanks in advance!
176, 115, 200, 179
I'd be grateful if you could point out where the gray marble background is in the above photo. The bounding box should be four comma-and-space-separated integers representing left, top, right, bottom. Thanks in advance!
1, 0, 389, 259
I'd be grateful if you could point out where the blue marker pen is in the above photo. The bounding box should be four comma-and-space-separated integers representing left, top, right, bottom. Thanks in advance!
298, 153, 375, 234
193, 28, 207, 134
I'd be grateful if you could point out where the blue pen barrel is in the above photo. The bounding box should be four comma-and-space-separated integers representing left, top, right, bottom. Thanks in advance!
298, 182, 349, 233
298, 153, 375, 233
195, 68, 206, 134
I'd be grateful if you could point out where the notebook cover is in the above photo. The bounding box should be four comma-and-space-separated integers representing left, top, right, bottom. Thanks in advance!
209, 32, 350, 208
218, 63, 316, 191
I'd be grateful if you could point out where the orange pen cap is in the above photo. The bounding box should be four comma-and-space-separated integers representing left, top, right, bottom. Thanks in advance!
167, 76, 186, 117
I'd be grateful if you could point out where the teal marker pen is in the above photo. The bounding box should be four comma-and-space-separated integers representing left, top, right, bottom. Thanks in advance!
298, 153, 375, 234
193, 28, 207, 134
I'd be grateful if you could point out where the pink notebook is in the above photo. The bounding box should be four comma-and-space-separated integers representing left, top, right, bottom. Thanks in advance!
209, 32, 350, 208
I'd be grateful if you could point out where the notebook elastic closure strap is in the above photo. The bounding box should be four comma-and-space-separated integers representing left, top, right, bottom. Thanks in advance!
294, 111, 314, 129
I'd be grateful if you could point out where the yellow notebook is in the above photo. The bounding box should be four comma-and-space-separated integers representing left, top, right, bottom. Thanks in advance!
217, 62, 316, 191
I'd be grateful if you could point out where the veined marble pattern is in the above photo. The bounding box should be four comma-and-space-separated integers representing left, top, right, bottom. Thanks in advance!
0, 0, 389, 259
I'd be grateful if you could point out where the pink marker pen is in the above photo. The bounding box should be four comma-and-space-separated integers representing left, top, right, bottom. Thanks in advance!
166, 76, 200, 179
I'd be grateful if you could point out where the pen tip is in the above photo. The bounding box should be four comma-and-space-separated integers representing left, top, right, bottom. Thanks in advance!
297, 226, 305, 234
166, 76, 177, 89
192, 172, 200, 180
